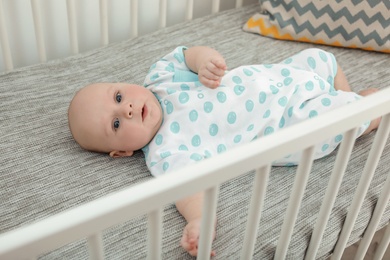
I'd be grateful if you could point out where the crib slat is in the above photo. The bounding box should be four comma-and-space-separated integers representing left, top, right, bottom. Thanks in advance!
66, 0, 79, 54
100, 0, 109, 45
159, 0, 167, 28
373, 223, 390, 260
211, 0, 220, 13
186, 0, 194, 21
355, 171, 390, 259
240, 164, 271, 260
274, 146, 316, 260
0, 0, 13, 71
235, 0, 243, 8
197, 186, 219, 260
305, 128, 358, 259
332, 114, 390, 259
31, 0, 47, 62
147, 208, 163, 260
87, 233, 104, 260
130, 0, 138, 37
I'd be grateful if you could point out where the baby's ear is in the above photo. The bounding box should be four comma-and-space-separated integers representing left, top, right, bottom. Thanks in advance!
109, 150, 134, 158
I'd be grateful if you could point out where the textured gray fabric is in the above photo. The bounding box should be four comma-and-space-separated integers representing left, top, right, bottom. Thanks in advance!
0, 3, 389, 259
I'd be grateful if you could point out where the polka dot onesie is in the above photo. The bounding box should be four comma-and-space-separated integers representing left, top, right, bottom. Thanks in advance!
142, 46, 369, 177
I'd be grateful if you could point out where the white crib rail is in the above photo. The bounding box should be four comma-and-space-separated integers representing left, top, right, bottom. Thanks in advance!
0, 0, 247, 72
0, 86, 389, 259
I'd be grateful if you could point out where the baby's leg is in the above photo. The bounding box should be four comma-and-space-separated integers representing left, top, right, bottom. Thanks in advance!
334, 65, 352, 92
359, 89, 381, 135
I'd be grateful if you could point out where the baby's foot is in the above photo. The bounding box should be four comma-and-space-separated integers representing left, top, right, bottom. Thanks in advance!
359, 88, 379, 96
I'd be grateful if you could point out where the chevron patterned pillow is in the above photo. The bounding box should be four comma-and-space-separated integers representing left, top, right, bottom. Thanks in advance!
243, 0, 390, 53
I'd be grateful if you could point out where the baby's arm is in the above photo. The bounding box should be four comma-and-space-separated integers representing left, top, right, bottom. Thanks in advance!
183, 46, 227, 89
176, 191, 216, 257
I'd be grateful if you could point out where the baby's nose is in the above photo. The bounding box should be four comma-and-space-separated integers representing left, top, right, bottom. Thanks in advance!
126, 103, 133, 118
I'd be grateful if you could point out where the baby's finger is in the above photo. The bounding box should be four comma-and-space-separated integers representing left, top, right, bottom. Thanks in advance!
211, 58, 227, 72
207, 62, 226, 77
200, 78, 220, 89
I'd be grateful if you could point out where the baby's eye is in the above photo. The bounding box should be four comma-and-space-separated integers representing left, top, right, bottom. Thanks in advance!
113, 118, 120, 130
115, 92, 122, 103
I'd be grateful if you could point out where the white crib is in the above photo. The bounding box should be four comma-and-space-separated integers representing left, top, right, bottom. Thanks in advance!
0, 1, 389, 259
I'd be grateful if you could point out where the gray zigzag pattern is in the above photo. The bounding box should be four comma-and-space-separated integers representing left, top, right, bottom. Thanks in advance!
337, 0, 390, 8
272, 13, 389, 46
266, 0, 389, 27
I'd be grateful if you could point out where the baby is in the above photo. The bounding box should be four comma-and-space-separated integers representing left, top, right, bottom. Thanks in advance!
68, 46, 380, 256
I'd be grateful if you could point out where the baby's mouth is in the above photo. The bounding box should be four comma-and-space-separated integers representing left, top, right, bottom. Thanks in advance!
142, 105, 147, 121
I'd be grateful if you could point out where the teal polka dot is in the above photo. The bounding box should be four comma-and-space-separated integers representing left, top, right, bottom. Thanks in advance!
234, 85, 245, 95
232, 76, 242, 84
155, 134, 163, 145
245, 100, 254, 112
293, 85, 299, 94
243, 68, 253, 76
170, 122, 180, 133
209, 124, 219, 136
259, 92, 267, 104
288, 106, 294, 117
204, 150, 212, 158
167, 88, 176, 94
217, 92, 227, 103
305, 81, 314, 91
190, 153, 203, 161
151, 73, 159, 81
264, 64, 273, 68
160, 151, 171, 159
179, 145, 188, 151
204, 101, 213, 113
165, 100, 174, 114
217, 144, 227, 154
151, 162, 157, 167
284, 58, 293, 64
278, 96, 288, 107
335, 135, 343, 142
321, 98, 331, 106
227, 112, 237, 124
181, 84, 190, 90
263, 109, 271, 118
281, 68, 290, 77
309, 110, 318, 118
322, 144, 329, 152
270, 85, 279, 94
192, 135, 201, 147
307, 57, 316, 69
163, 162, 169, 171
174, 52, 184, 63
234, 135, 242, 143
250, 66, 261, 72
329, 91, 338, 96
284, 77, 293, 86
319, 79, 325, 90
264, 126, 274, 136
279, 116, 285, 128
247, 124, 254, 131
327, 76, 334, 86
189, 110, 198, 122
319, 51, 328, 62
179, 92, 189, 104
165, 62, 174, 72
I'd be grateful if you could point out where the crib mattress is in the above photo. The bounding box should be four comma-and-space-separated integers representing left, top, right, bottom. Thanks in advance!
1, 3, 389, 259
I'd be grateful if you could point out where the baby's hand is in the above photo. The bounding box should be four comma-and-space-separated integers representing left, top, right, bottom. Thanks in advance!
180, 218, 216, 257
197, 57, 227, 89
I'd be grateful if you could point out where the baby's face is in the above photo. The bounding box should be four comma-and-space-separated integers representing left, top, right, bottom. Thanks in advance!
68, 83, 163, 155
